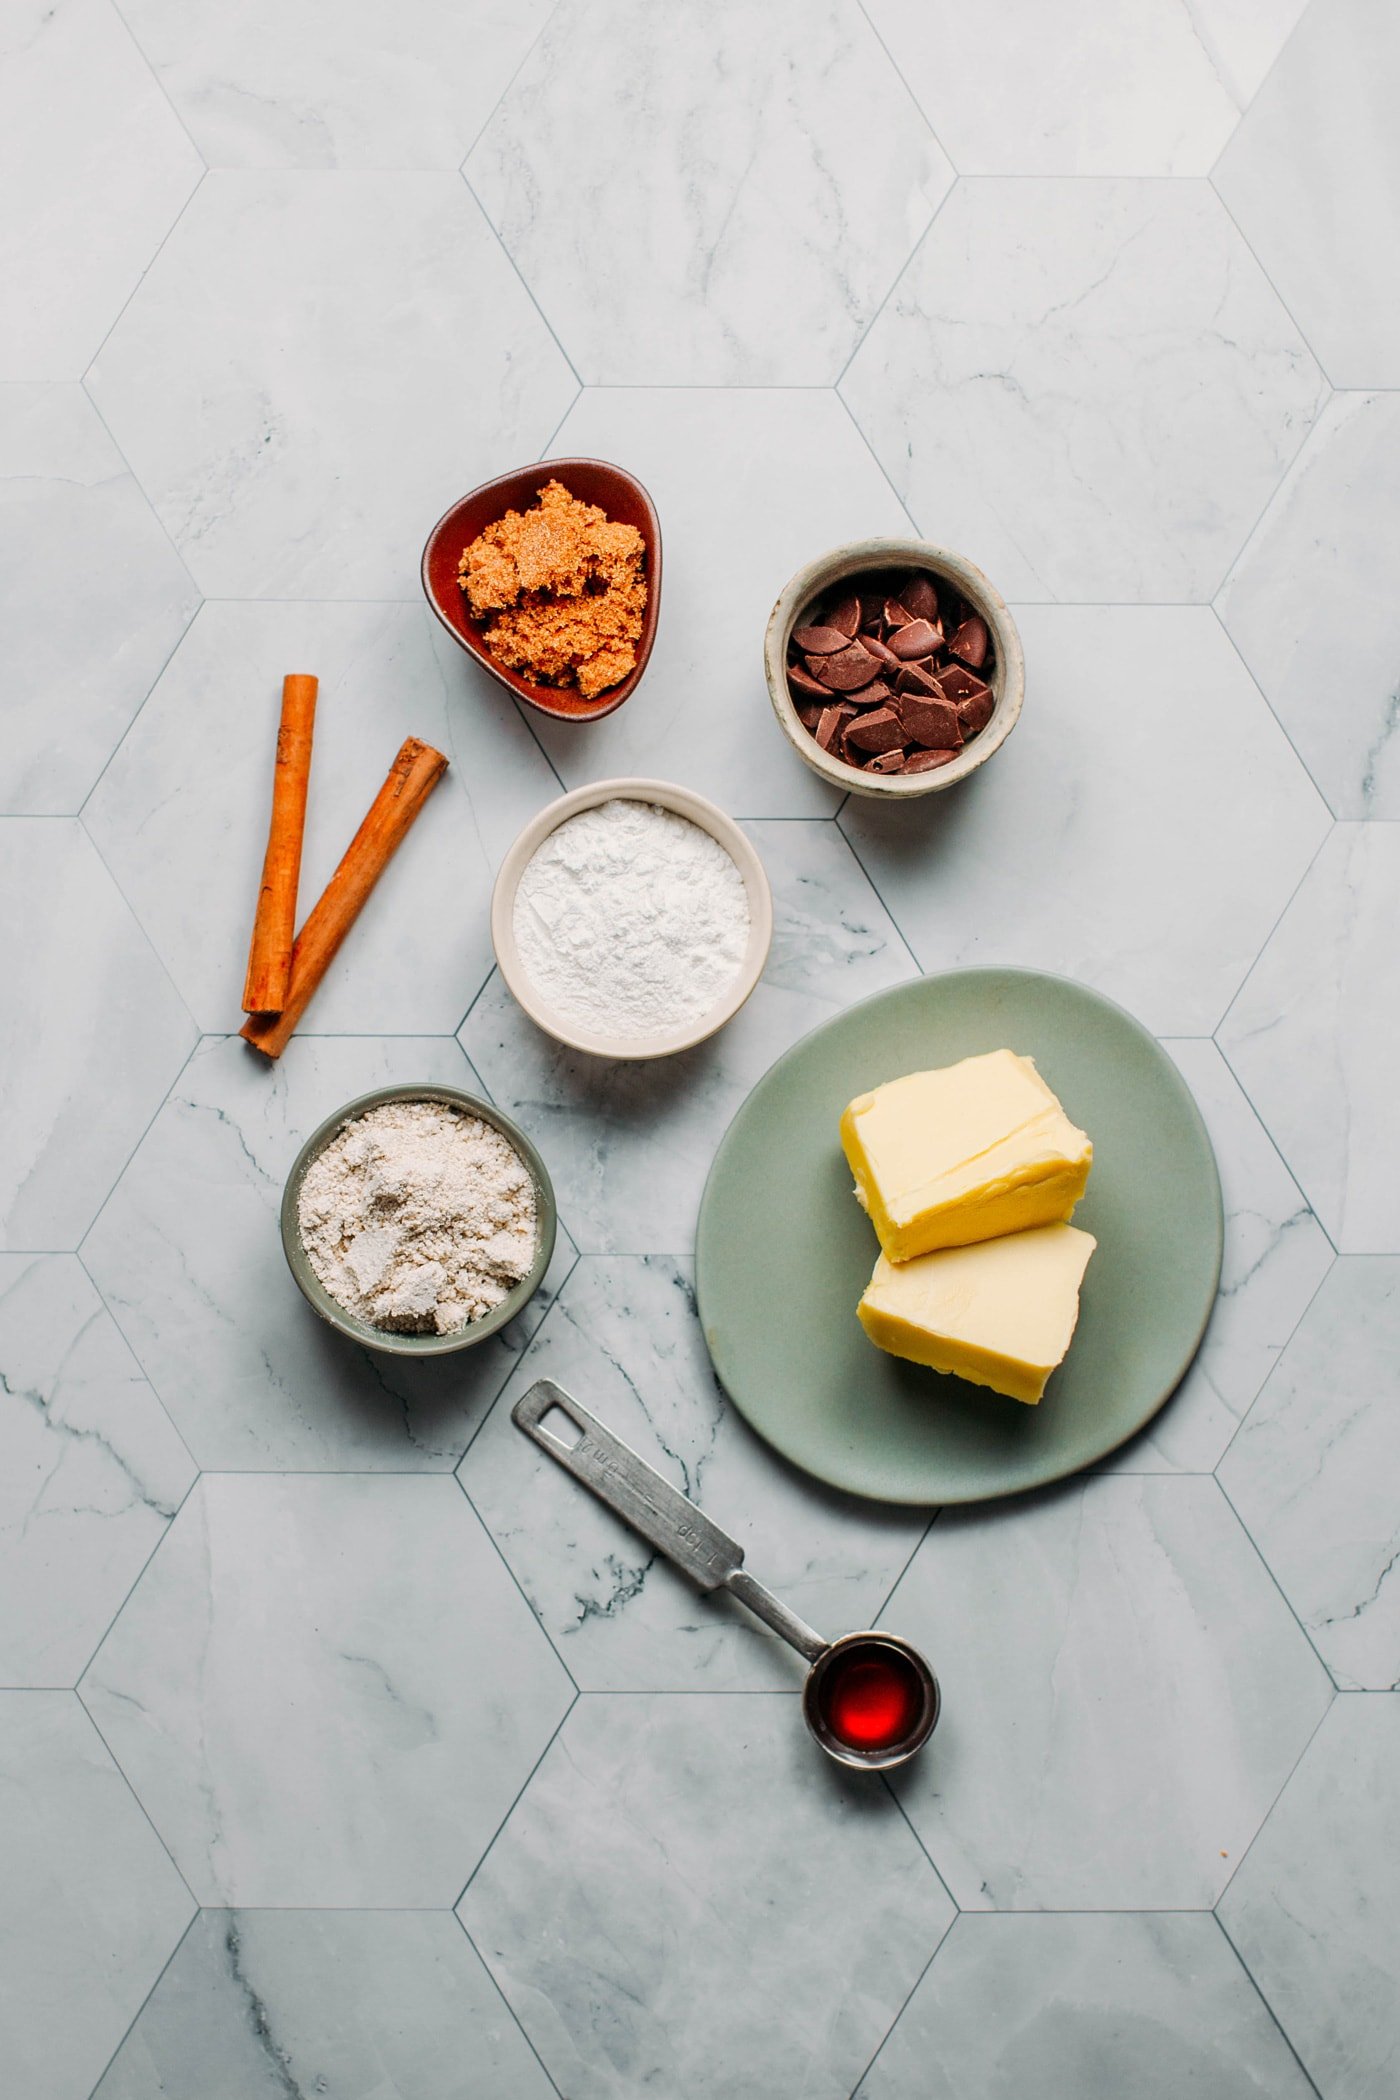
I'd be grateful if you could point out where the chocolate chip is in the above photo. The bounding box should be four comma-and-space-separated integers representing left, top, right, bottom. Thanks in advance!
793, 626, 850, 655
901, 575, 939, 622
827, 594, 861, 638
948, 614, 989, 668
895, 691, 962, 748
857, 632, 898, 666
795, 702, 823, 730
890, 618, 942, 661
866, 748, 907, 773
957, 686, 996, 735
932, 662, 991, 705
818, 643, 886, 691
894, 661, 943, 697
883, 598, 914, 629
845, 706, 906, 754
903, 747, 960, 773
788, 662, 829, 698
815, 705, 855, 751
844, 680, 892, 708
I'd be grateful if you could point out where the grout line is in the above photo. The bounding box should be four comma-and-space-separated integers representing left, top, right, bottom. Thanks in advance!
106, 0, 209, 166
453, 1435, 582, 1690
457, 0, 561, 169
74, 1030, 202, 1274
832, 388, 925, 538
76, 591, 203, 823
1212, 1473, 1338, 1688
854, 0, 960, 171
460, 170, 585, 390
73, 819, 202, 1038
81, 169, 208, 388
452, 1689, 578, 1910
78, 1906, 200, 2100
72, 1690, 201, 1908
1207, 603, 1341, 820
833, 178, 960, 395
1211, 818, 1334, 1048
1211, 1912, 1325, 2099
1207, 171, 1340, 393
1210, 1253, 1336, 1478
453, 1911, 567, 2099
70, 1470, 202, 1689
844, 1880, 955, 2098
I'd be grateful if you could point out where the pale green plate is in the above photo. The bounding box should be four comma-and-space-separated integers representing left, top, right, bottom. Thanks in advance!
695, 969, 1222, 1505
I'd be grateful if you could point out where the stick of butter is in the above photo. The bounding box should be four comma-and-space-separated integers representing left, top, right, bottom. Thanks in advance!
858, 1222, 1097, 1404
839, 1048, 1092, 1261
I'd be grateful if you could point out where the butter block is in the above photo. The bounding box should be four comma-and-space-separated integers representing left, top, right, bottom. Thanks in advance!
840, 1048, 1092, 1261
858, 1222, 1097, 1404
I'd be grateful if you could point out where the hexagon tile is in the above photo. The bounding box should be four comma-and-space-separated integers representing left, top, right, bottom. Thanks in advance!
882, 1475, 1331, 1910
0, 821, 196, 1251
1214, 0, 1400, 389
460, 1693, 954, 2100
1220, 1695, 1400, 2100
1218, 389, 1400, 817
84, 601, 558, 1034
839, 606, 1330, 1036
461, 1255, 926, 1688
1220, 823, 1400, 1252
1220, 1259, 1400, 1691
856, 1913, 1313, 2099
460, 817, 917, 1254
93, 1910, 555, 2100
0, 1254, 194, 1689
0, 387, 198, 816
0, 0, 201, 381
86, 172, 577, 597
81, 1474, 574, 1906
840, 179, 1325, 602
116, 0, 553, 169
465, 0, 953, 384
82, 1034, 570, 1471
0, 1691, 193, 2100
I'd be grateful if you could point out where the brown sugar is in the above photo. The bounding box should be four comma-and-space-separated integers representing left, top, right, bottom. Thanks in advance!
457, 480, 647, 700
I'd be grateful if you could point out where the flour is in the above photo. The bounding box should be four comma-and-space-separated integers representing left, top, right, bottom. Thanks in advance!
512, 798, 751, 1039
297, 1101, 537, 1336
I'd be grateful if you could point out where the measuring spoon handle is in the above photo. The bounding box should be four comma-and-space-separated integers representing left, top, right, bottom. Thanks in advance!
511, 1379, 827, 1662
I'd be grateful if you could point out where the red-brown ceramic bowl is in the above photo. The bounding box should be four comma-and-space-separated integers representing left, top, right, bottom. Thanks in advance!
421, 458, 662, 723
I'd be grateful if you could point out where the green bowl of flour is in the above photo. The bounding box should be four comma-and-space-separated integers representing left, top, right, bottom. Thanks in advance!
280, 1083, 557, 1358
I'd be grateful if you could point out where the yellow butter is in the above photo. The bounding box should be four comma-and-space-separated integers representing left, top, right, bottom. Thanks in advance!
839, 1048, 1092, 1261
858, 1222, 1097, 1404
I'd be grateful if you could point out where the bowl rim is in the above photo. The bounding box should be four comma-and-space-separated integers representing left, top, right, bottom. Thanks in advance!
490, 776, 774, 1061
764, 537, 1024, 798
420, 456, 663, 725
280, 1082, 558, 1358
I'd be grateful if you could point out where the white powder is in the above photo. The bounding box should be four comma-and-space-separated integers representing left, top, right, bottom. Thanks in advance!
297, 1101, 537, 1336
512, 798, 751, 1039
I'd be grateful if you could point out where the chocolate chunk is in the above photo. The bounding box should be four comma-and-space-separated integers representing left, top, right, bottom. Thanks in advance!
883, 597, 914, 629
845, 706, 906, 754
859, 589, 888, 628
866, 748, 907, 773
948, 614, 989, 668
793, 625, 850, 655
845, 680, 892, 708
901, 575, 939, 622
895, 691, 962, 748
957, 686, 996, 735
827, 594, 861, 638
890, 618, 942, 661
795, 702, 823, 729
894, 661, 943, 698
815, 704, 855, 751
818, 643, 886, 691
933, 662, 992, 705
857, 632, 898, 666
903, 746, 960, 773
788, 662, 829, 698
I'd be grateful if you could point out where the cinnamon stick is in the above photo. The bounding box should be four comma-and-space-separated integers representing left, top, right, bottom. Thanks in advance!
242, 673, 319, 1014
241, 736, 448, 1060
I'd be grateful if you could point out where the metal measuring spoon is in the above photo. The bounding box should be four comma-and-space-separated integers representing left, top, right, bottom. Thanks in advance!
512, 1379, 940, 1771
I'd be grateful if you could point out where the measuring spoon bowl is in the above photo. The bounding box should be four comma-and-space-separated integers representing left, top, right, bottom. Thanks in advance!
802, 1631, 940, 1772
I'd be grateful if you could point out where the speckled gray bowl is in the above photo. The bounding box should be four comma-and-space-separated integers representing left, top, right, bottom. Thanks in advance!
280, 1083, 557, 1358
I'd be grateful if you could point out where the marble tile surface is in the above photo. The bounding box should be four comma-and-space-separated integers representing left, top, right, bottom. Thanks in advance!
461, 1255, 926, 1688
0, 1691, 193, 2100
858, 1912, 1313, 2099
535, 388, 913, 815
1220, 1258, 1400, 1691
461, 1692, 954, 2100
466, 0, 952, 385
884, 1476, 1332, 1909
840, 607, 1329, 1035
117, 0, 552, 169
94, 1908, 555, 2100
842, 180, 1325, 603
0, 821, 196, 1251
81, 1034, 569, 1471
1219, 822, 1400, 1252
0, 387, 198, 815
0, 1255, 195, 1689
0, 0, 201, 381
1220, 1694, 1400, 2100
84, 601, 557, 1034
1214, 0, 1400, 388
1218, 390, 1400, 817
87, 172, 577, 597
1101, 1041, 1332, 1473
863, 0, 1267, 175
461, 818, 917, 1253
82, 1473, 574, 1905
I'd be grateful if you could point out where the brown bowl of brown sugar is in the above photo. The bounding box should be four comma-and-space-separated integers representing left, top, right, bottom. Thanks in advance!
422, 458, 663, 723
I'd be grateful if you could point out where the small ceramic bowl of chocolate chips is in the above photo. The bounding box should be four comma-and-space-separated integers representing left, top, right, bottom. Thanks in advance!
764, 539, 1024, 797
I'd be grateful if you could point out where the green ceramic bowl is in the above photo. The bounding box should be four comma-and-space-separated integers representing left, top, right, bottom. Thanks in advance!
281, 1083, 557, 1358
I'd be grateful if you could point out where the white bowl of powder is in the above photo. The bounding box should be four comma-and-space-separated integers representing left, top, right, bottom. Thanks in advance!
281, 1084, 557, 1356
492, 779, 773, 1059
